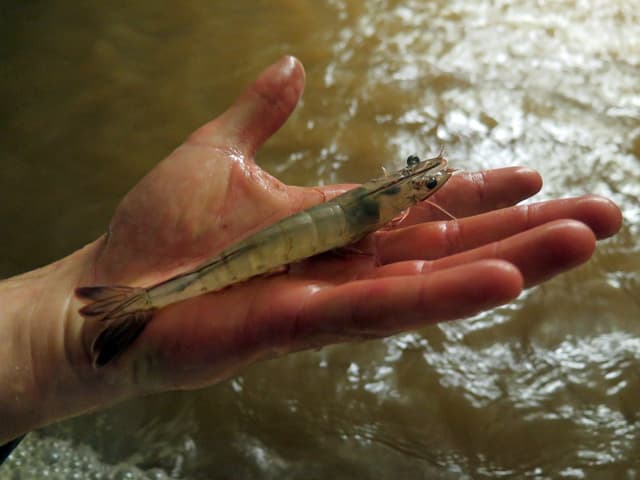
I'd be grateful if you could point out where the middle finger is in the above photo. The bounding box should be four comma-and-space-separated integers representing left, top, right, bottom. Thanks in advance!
374, 195, 620, 264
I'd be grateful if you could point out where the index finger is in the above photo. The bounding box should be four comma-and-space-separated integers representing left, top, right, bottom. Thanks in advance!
399, 166, 542, 225
292, 166, 542, 223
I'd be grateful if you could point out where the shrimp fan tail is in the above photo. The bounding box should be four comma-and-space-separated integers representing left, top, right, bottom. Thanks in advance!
91, 308, 155, 367
76, 285, 154, 367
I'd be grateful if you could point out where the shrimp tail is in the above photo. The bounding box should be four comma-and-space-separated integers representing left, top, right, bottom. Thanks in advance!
76, 285, 154, 367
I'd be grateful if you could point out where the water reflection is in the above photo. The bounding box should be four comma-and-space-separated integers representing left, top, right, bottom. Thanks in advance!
2, 0, 640, 478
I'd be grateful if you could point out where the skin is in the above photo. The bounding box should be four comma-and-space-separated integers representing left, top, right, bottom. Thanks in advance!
0, 56, 622, 444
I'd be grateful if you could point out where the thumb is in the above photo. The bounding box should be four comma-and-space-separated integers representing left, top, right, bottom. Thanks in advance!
189, 55, 305, 158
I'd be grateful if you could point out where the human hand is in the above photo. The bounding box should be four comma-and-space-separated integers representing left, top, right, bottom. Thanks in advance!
82, 55, 621, 387
0, 56, 622, 442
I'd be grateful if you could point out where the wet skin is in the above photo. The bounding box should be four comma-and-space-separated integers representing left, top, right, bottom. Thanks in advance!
0, 56, 622, 444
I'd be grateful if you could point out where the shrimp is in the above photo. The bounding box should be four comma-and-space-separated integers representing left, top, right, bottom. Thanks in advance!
77, 152, 454, 367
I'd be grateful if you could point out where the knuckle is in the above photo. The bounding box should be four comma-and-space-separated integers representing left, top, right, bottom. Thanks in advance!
443, 219, 465, 254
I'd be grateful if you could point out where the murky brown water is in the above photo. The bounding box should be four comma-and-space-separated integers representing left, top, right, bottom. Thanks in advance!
2, 0, 640, 478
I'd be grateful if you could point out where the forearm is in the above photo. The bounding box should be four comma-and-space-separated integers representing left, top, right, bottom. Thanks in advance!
0, 267, 44, 443
0, 242, 130, 443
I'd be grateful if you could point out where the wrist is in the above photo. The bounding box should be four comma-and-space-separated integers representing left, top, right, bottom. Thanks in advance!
0, 239, 132, 443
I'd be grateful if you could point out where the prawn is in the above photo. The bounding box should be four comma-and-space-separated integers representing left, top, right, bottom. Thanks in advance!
77, 152, 454, 367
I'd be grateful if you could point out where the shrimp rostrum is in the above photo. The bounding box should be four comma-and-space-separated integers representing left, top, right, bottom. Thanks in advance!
77, 152, 454, 367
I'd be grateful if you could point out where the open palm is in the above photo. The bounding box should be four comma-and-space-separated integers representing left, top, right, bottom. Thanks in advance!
83, 56, 621, 391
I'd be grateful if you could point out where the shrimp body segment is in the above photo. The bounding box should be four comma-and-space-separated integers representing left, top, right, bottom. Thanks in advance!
77, 153, 453, 367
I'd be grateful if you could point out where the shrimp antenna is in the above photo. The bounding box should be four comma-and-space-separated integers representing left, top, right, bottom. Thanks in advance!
423, 199, 457, 220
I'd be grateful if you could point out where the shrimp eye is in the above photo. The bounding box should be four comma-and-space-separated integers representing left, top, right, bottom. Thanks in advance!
406, 155, 420, 167
426, 177, 438, 189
